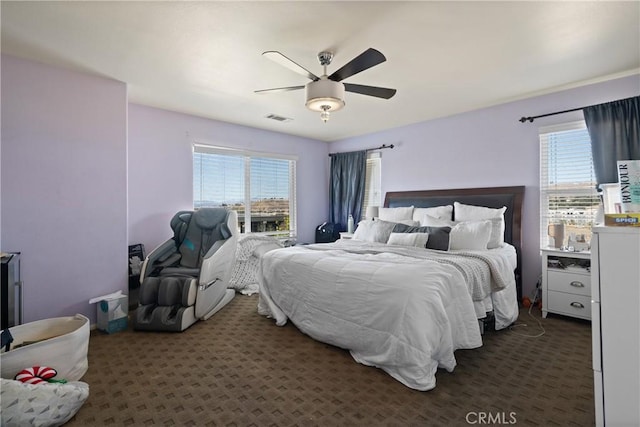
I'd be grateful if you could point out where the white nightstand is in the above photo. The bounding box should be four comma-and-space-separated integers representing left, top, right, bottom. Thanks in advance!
339, 232, 354, 240
540, 248, 591, 320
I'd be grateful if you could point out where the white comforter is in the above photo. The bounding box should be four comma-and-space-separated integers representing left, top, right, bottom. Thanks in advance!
258, 240, 495, 391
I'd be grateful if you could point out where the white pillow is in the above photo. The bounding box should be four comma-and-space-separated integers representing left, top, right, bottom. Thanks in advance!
453, 202, 506, 248
352, 219, 397, 243
454, 202, 506, 220
482, 217, 505, 249
414, 205, 453, 222
378, 206, 414, 222
387, 232, 429, 248
352, 219, 374, 241
421, 214, 455, 227
449, 220, 492, 250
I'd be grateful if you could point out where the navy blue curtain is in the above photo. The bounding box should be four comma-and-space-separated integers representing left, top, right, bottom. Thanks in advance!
329, 150, 367, 231
583, 96, 640, 186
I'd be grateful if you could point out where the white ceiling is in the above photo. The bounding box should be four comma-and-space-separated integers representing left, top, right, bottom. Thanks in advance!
2, 1, 639, 142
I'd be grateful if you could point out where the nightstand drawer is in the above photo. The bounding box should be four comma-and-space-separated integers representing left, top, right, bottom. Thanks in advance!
547, 270, 591, 297
547, 291, 591, 320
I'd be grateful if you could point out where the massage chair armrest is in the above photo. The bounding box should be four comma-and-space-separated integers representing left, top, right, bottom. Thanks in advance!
140, 240, 180, 281
199, 234, 238, 289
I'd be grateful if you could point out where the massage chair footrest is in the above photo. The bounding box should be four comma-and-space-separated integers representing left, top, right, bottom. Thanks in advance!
133, 276, 198, 332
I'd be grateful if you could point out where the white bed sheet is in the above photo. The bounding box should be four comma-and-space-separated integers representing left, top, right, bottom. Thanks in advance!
258, 241, 519, 390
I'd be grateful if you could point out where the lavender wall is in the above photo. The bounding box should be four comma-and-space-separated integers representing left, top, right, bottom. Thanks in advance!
2, 52, 636, 323
1, 55, 128, 323
128, 104, 328, 253
329, 75, 640, 299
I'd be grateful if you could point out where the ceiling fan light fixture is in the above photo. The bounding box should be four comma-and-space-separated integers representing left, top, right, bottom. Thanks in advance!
305, 78, 345, 113
320, 106, 331, 123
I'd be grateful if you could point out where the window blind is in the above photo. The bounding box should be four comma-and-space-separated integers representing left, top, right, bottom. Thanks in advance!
193, 145, 297, 237
362, 152, 382, 220
539, 121, 598, 248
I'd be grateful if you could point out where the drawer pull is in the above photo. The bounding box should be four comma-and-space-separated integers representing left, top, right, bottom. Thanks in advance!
570, 281, 585, 288
570, 302, 585, 309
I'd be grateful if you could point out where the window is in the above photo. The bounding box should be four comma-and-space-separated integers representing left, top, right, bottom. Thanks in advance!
362, 152, 382, 220
193, 145, 297, 237
539, 121, 599, 248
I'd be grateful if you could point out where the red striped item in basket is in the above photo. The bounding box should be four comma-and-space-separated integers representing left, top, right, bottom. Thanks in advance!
15, 366, 58, 385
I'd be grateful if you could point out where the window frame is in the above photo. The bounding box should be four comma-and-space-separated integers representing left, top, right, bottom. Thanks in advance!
193, 144, 297, 238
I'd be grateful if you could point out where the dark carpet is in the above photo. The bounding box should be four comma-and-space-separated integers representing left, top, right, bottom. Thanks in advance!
67, 294, 594, 426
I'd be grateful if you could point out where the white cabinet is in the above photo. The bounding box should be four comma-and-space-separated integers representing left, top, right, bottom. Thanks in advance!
591, 227, 640, 426
540, 249, 591, 320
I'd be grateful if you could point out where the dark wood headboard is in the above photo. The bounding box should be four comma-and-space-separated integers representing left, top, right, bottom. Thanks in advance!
384, 186, 525, 303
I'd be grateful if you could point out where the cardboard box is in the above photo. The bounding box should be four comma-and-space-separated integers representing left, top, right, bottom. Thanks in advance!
604, 213, 640, 227
89, 291, 128, 333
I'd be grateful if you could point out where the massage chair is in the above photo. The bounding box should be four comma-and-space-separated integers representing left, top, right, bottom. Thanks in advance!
133, 208, 238, 332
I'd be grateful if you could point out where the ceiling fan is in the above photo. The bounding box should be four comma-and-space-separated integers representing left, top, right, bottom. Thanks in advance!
255, 48, 396, 122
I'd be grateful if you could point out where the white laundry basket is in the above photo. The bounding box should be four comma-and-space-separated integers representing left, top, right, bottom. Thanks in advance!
1, 314, 90, 382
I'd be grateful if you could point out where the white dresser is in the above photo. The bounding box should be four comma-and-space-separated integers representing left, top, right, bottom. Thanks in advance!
591, 227, 640, 426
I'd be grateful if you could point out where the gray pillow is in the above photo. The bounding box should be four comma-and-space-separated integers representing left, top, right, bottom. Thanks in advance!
392, 223, 451, 251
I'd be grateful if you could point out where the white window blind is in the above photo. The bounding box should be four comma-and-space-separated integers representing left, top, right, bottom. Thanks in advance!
362, 152, 382, 220
539, 121, 598, 248
193, 145, 297, 237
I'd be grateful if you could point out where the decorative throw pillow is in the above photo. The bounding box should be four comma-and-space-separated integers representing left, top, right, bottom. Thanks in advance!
423, 215, 498, 250
378, 206, 414, 222
391, 219, 421, 227
353, 219, 397, 243
414, 205, 453, 222
392, 223, 451, 251
387, 232, 430, 248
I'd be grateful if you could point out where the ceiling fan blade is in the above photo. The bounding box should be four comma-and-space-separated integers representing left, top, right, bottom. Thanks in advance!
254, 86, 305, 94
344, 83, 396, 99
328, 48, 387, 82
263, 51, 319, 81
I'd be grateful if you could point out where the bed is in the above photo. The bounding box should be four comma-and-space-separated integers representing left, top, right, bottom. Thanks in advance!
258, 186, 524, 391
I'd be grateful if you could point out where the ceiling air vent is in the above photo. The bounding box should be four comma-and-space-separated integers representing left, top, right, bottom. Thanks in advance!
265, 114, 292, 123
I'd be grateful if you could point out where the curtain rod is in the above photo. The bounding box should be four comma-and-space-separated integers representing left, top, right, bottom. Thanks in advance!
518, 107, 583, 123
328, 144, 394, 157
519, 95, 639, 123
